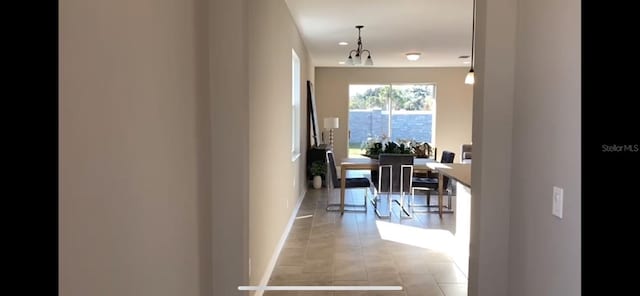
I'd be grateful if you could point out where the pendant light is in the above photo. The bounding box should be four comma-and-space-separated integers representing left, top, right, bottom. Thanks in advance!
465, 0, 476, 85
345, 25, 373, 66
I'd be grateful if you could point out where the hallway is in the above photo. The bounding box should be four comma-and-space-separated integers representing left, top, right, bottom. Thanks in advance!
265, 179, 468, 296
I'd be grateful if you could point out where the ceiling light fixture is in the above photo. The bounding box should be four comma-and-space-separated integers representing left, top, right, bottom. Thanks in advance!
338, 41, 349, 46
465, 0, 476, 85
345, 25, 373, 66
406, 53, 421, 61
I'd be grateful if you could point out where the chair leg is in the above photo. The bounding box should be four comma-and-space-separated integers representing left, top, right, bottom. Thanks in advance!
411, 189, 415, 207
408, 188, 437, 213
363, 188, 368, 211
374, 192, 391, 218
388, 192, 392, 217
395, 192, 412, 218
409, 188, 454, 214
326, 188, 368, 212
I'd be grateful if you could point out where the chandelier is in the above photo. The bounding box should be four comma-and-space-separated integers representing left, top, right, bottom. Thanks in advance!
345, 25, 373, 66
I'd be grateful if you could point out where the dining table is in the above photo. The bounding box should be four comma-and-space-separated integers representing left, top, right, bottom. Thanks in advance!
338, 157, 436, 215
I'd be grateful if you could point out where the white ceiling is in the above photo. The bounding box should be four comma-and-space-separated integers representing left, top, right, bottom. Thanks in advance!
285, 0, 474, 68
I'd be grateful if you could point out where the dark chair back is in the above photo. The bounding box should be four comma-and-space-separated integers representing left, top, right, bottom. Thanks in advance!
326, 150, 340, 188
377, 154, 414, 193
439, 151, 456, 186
441, 151, 455, 163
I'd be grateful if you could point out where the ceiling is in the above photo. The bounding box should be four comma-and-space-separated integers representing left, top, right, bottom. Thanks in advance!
285, 0, 474, 68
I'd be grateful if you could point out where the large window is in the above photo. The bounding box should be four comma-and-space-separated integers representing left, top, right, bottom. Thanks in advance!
348, 84, 436, 157
291, 49, 301, 159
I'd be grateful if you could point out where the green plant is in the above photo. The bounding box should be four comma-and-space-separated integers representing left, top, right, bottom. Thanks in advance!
364, 142, 384, 157
310, 161, 327, 176
410, 141, 432, 158
382, 141, 412, 154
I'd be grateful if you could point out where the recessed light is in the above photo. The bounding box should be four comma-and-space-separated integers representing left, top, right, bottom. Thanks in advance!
338, 61, 346, 65
405, 53, 421, 61
338, 42, 349, 46
462, 61, 471, 64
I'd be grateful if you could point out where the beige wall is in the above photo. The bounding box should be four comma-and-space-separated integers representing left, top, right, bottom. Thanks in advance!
248, 0, 313, 287
508, 0, 581, 294
314, 67, 473, 162
60, 0, 212, 295
62, 0, 312, 294
470, 0, 581, 295
209, 0, 250, 295
468, 0, 516, 294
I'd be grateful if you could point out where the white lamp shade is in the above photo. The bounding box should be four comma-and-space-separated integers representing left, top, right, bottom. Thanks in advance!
364, 56, 374, 65
353, 54, 361, 65
346, 56, 354, 65
324, 117, 339, 129
465, 71, 475, 85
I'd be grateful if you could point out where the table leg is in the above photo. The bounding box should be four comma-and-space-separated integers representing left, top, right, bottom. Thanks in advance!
340, 166, 347, 215
438, 173, 444, 218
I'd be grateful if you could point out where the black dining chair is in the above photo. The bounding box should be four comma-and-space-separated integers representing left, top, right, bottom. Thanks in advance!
371, 153, 415, 218
325, 150, 372, 212
410, 151, 456, 213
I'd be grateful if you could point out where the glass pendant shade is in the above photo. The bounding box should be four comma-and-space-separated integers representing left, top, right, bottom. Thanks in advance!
465, 69, 475, 85
353, 54, 361, 64
346, 56, 354, 65
364, 55, 373, 65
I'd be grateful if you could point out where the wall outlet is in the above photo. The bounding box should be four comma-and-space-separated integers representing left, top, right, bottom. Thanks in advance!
552, 186, 563, 219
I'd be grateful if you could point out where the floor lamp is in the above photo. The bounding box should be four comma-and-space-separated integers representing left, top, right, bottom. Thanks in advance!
324, 117, 339, 148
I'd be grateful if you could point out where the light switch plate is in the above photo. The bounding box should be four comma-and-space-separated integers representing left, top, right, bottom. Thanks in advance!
552, 186, 563, 219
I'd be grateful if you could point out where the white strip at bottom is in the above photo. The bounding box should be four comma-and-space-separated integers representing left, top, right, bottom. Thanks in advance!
239, 286, 403, 291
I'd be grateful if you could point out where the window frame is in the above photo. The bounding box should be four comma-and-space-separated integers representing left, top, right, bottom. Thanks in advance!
291, 49, 301, 161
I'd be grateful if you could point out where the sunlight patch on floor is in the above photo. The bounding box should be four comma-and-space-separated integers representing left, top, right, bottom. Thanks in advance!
375, 220, 455, 253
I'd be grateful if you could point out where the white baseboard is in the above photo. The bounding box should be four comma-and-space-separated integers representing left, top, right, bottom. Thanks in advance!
254, 189, 306, 296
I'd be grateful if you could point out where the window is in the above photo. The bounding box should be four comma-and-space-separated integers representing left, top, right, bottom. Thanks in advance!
291, 49, 301, 160
348, 84, 436, 157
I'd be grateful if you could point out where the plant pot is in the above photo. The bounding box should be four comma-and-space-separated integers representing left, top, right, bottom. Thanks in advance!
312, 175, 322, 189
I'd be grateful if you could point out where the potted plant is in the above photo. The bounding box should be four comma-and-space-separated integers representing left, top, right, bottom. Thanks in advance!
310, 161, 327, 189
362, 138, 413, 158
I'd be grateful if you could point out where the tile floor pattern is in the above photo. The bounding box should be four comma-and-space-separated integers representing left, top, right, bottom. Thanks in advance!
265, 171, 467, 296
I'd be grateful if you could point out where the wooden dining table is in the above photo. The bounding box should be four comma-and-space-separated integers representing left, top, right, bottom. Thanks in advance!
338, 157, 436, 215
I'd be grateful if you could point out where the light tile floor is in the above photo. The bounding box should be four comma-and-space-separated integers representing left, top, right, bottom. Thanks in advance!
266, 170, 467, 296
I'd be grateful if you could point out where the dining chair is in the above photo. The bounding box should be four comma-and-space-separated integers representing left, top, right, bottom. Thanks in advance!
410, 151, 456, 214
371, 153, 415, 218
461, 144, 472, 163
325, 150, 372, 212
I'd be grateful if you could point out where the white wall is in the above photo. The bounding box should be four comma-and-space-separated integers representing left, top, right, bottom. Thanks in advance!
508, 0, 581, 294
314, 67, 473, 162
248, 0, 313, 287
60, 0, 212, 295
